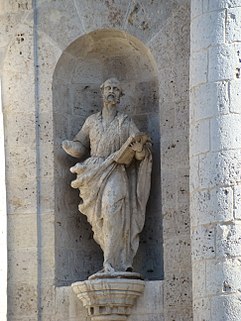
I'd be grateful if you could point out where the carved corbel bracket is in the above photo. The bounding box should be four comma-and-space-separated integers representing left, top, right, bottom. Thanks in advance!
72, 277, 145, 321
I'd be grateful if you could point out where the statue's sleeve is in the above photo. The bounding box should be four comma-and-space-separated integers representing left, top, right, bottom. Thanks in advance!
73, 117, 90, 149
129, 119, 140, 136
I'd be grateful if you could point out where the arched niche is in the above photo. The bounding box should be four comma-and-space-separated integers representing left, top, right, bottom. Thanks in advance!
53, 29, 162, 285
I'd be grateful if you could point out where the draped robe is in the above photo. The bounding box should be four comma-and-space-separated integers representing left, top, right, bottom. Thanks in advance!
71, 111, 152, 271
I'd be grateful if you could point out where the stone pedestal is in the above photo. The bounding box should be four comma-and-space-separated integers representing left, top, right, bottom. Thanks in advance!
71, 275, 145, 321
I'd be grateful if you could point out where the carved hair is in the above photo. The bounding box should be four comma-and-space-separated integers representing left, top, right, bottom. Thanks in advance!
100, 78, 124, 97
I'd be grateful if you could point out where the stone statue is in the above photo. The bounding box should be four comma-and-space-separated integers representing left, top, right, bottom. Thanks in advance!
62, 78, 152, 274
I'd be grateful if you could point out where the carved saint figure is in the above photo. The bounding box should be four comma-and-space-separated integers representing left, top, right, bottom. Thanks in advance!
62, 78, 152, 273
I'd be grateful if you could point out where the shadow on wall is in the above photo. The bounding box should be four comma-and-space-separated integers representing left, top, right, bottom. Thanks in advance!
53, 29, 163, 285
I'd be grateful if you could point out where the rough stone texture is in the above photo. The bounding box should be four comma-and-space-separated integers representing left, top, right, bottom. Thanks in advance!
190, 0, 241, 320
0, 0, 192, 321
0, 81, 7, 321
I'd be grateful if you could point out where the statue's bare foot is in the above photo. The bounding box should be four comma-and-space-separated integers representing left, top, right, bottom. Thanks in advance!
103, 262, 115, 273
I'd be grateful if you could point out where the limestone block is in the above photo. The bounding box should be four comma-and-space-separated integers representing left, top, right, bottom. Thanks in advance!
5, 146, 37, 180
129, 314, 164, 321
161, 169, 178, 209
191, 187, 233, 226
192, 260, 205, 299
190, 81, 229, 122
164, 308, 193, 321
38, 283, 55, 317
6, 177, 37, 215
190, 50, 208, 87
3, 0, 32, 13
0, 12, 27, 48
160, 103, 175, 133
175, 100, 189, 133
164, 236, 191, 270
36, 36, 62, 114
131, 281, 163, 315
229, 79, 241, 113
209, 0, 241, 11
2, 69, 35, 114
199, 150, 241, 189
163, 204, 190, 237
191, 0, 202, 18
210, 114, 241, 151
162, 209, 176, 236
8, 248, 37, 283
38, 214, 55, 249
205, 258, 241, 295
40, 178, 55, 213
226, 7, 241, 43
211, 294, 241, 321
157, 68, 177, 103
4, 112, 36, 149
74, 0, 129, 32
7, 282, 37, 318
216, 223, 241, 258
161, 132, 189, 168
125, 0, 177, 43
7, 214, 37, 249
208, 43, 241, 82
37, 0, 84, 49
2, 22, 34, 73
55, 286, 73, 321
193, 298, 211, 321
191, 10, 225, 52
191, 225, 215, 260
174, 170, 189, 203
190, 155, 199, 192
164, 270, 192, 307
190, 118, 210, 155
40, 246, 55, 282
233, 185, 241, 219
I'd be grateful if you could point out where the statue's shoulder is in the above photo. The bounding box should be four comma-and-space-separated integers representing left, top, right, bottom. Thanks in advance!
85, 112, 101, 124
116, 112, 131, 124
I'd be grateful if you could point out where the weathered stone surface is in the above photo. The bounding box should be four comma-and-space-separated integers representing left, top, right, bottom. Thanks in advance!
191, 226, 215, 260
190, 81, 229, 122
191, 187, 233, 226
190, 50, 208, 87
191, 10, 225, 52
206, 258, 241, 295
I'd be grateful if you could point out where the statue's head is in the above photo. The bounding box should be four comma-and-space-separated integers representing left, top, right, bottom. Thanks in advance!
100, 78, 123, 105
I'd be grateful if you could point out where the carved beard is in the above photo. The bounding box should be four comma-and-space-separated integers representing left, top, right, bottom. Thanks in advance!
103, 93, 120, 104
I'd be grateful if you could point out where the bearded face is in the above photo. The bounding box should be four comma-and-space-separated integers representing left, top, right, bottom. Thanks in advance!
101, 79, 122, 105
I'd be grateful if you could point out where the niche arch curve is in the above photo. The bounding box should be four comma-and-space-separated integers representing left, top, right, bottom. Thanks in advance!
53, 29, 162, 285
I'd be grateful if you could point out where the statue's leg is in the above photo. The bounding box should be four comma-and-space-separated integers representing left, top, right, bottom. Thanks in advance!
101, 166, 128, 272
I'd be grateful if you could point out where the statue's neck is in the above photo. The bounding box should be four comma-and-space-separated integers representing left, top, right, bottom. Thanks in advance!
102, 104, 117, 124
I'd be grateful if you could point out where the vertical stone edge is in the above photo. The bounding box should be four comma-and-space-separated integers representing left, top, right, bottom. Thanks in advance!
0, 79, 7, 321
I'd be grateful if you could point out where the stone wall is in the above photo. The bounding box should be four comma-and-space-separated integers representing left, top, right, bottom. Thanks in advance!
0, 0, 191, 320
190, 1, 241, 320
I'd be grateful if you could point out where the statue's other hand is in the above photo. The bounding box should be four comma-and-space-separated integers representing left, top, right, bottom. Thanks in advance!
129, 140, 143, 153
